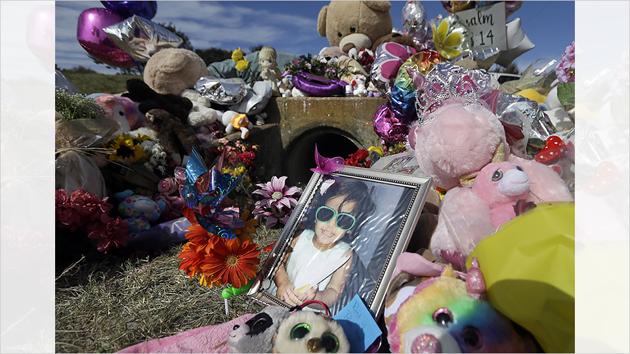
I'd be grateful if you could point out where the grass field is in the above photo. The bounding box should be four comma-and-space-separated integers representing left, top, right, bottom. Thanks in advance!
55, 226, 280, 353
61, 69, 140, 94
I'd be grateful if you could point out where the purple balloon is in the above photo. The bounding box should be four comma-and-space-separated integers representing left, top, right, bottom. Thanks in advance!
101, 1, 157, 19
373, 104, 409, 144
76, 7, 135, 68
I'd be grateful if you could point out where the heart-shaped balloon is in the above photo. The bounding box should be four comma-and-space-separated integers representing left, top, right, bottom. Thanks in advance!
535, 136, 566, 164
76, 8, 135, 68
101, 1, 158, 19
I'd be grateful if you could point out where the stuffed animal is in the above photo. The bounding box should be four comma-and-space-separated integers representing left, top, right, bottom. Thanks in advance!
229, 81, 273, 126
92, 94, 144, 132
180, 89, 223, 127
123, 79, 193, 122
143, 48, 208, 96
279, 76, 294, 97
144, 108, 199, 164
116, 189, 167, 233
385, 255, 538, 353
317, 0, 412, 55
259, 46, 282, 95
346, 74, 368, 97
222, 111, 252, 139
228, 306, 290, 353
410, 101, 572, 269
273, 309, 350, 353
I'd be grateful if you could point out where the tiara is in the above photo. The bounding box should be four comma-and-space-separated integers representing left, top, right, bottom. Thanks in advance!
414, 62, 492, 123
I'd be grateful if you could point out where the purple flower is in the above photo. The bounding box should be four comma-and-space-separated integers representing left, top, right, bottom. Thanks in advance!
252, 176, 300, 211
252, 176, 301, 228
556, 41, 575, 83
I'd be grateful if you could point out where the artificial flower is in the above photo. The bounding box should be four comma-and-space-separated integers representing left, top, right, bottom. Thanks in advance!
231, 48, 245, 62
432, 18, 464, 60
344, 149, 372, 168
86, 216, 129, 253
234, 209, 257, 242
107, 134, 147, 163
199, 239, 260, 288
555, 41, 575, 83
222, 165, 247, 177
235, 59, 250, 72
184, 222, 222, 254
253, 176, 300, 211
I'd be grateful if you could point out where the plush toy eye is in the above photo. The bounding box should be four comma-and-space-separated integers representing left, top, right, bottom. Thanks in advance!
118, 110, 125, 116
491, 169, 503, 181
432, 308, 453, 327
516, 165, 523, 171
321, 332, 340, 352
290, 323, 311, 340
337, 32, 343, 38
350, 26, 356, 33
462, 326, 482, 350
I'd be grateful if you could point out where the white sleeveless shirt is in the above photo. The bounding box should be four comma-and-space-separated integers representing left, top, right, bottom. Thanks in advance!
285, 229, 351, 291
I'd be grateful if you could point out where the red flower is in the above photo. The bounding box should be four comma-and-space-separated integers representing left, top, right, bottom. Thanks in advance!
344, 149, 372, 167
86, 217, 129, 253
68, 189, 112, 220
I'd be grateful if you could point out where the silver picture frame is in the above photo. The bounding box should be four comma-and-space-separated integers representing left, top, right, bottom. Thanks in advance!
248, 166, 432, 317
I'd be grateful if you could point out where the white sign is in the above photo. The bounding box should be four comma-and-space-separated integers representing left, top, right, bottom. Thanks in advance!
455, 2, 507, 51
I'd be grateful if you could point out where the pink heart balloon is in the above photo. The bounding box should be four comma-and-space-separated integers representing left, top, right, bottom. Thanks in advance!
76, 7, 134, 68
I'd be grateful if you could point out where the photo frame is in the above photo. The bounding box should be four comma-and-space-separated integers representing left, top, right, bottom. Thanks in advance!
248, 166, 432, 317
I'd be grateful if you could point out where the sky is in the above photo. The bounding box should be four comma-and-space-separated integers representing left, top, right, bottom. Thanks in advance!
56, 1, 575, 74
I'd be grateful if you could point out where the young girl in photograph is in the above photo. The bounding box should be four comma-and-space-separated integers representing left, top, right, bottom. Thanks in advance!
271, 178, 376, 307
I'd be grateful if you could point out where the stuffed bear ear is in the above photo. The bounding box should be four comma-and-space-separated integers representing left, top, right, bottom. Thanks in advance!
363, 0, 391, 12
317, 5, 328, 37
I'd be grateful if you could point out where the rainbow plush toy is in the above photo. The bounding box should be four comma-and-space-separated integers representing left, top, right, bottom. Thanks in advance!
384, 254, 538, 353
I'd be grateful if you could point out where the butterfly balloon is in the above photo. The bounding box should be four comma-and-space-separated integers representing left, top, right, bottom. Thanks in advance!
370, 42, 417, 93
177, 148, 243, 239
310, 144, 344, 175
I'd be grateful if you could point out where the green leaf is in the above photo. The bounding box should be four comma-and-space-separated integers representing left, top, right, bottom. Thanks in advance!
557, 83, 575, 110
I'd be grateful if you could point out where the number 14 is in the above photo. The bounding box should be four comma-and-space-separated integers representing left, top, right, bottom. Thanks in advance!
477, 29, 494, 46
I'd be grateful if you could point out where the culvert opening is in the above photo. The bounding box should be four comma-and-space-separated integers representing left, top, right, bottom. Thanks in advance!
284, 127, 360, 186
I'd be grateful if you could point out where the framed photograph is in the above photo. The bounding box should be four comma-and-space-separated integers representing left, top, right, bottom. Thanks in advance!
371, 151, 423, 176
248, 166, 432, 317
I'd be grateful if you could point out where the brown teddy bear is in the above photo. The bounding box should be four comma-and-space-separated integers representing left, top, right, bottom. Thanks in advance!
317, 0, 413, 55
143, 48, 208, 96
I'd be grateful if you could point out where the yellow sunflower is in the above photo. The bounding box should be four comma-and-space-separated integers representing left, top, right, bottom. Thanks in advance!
107, 134, 145, 163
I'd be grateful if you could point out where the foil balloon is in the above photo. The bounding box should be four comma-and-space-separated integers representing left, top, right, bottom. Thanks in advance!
76, 8, 135, 68
390, 82, 417, 124
402, 0, 431, 49
103, 15, 183, 62
370, 42, 417, 93
101, 1, 157, 20
440, 0, 475, 13
374, 104, 410, 144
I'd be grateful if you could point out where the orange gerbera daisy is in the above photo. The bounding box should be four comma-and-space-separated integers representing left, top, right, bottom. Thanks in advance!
184, 223, 222, 253
234, 209, 258, 242
178, 243, 203, 277
200, 239, 260, 288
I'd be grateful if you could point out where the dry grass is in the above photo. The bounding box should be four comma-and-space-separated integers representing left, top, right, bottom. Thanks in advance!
55, 226, 280, 353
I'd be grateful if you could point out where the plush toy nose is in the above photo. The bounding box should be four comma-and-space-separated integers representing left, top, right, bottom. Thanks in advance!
339, 33, 372, 53
307, 337, 322, 352
499, 169, 530, 196
411, 334, 442, 353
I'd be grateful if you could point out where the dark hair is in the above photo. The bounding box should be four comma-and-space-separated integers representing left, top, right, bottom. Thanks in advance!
303, 178, 376, 240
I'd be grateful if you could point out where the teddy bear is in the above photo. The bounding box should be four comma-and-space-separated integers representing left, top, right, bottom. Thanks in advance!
142, 48, 209, 96
143, 108, 200, 164
180, 89, 223, 127
317, 0, 413, 55
385, 255, 539, 353
92, 94, 144, 132
221, 111, 252, 139
123, 79, 193, 122
345, 74, 368, 96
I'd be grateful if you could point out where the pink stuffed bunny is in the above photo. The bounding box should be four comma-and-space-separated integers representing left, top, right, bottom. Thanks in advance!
94, 94, 144, 132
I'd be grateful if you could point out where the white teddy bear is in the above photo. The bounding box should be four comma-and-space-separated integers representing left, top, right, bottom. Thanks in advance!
181, 89, 223, 127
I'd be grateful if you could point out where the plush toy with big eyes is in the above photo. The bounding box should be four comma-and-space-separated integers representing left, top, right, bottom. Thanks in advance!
273, 301, 349, 353
228, 306, 290, 353
385, 256, 538, 353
